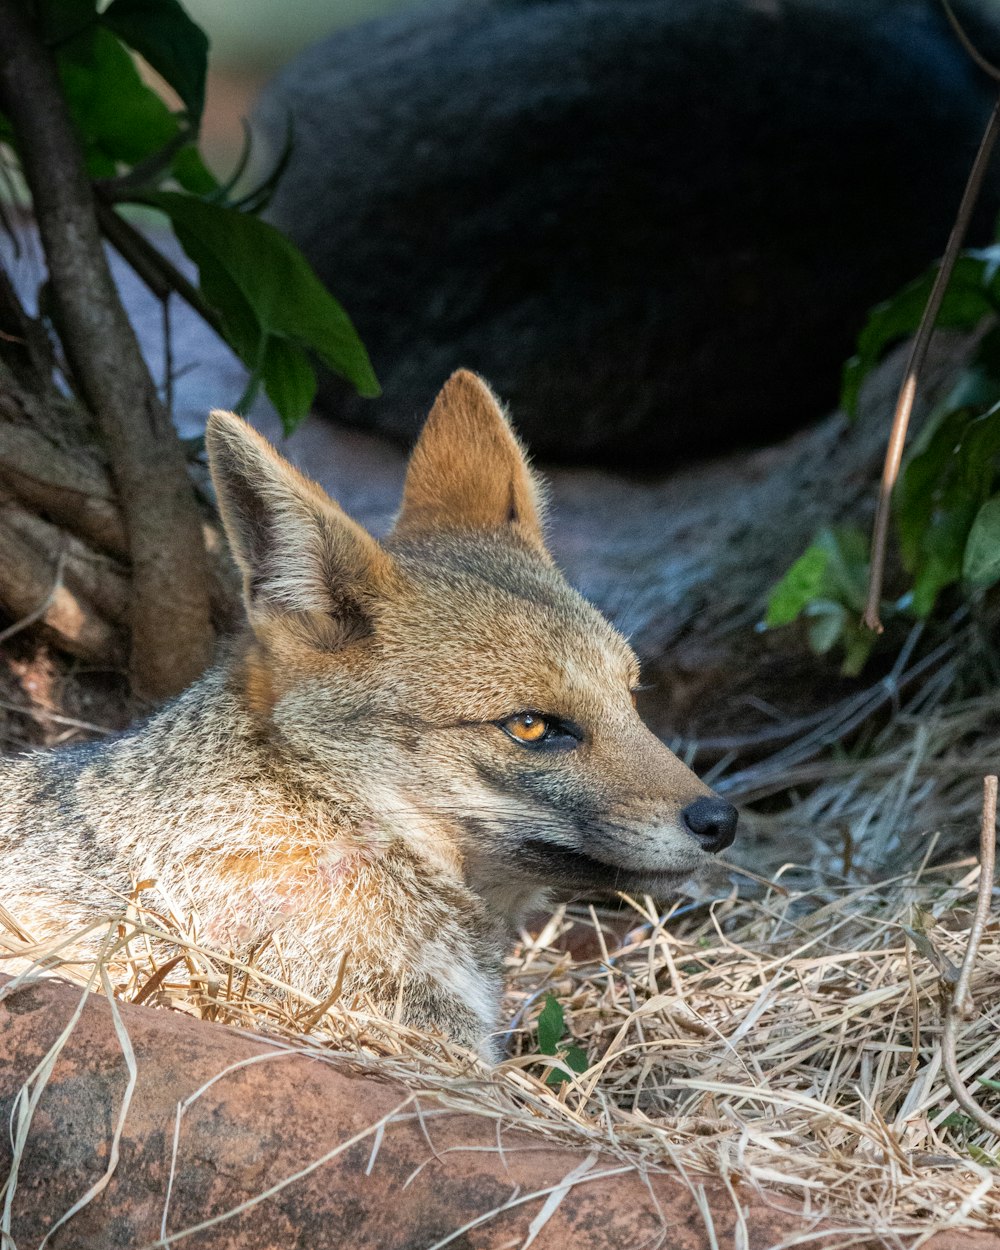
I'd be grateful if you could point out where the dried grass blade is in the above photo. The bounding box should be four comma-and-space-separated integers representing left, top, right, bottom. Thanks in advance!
36, 965, 139, 1248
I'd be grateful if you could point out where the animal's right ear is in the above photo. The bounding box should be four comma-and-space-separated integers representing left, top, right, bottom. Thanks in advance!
206, 411, 394, 646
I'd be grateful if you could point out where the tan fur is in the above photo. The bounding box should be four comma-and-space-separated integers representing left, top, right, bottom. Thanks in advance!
395, 370, 547, 551
0, 370, 735, 1059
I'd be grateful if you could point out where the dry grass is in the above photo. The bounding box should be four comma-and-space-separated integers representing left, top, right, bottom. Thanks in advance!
4, 845, 1000, 1239
4, 649, 1000, 1242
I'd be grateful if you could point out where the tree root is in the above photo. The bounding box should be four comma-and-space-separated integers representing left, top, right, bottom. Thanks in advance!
0, 420, 127, 556
0, 479, 241, 669
0, 499, 127, 664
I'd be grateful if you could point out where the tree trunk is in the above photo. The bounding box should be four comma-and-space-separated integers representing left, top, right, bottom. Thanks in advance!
0, 0, 214, 701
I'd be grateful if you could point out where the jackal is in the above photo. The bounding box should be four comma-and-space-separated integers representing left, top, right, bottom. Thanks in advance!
0, 371, 737, 1058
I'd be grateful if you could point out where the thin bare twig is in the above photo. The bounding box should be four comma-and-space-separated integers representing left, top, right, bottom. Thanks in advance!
941, 0, 1000, 83
941, 775, 1000, 1136
94, 201, 225, 342
0, 698, 112, 735
863, 93, 1000, 632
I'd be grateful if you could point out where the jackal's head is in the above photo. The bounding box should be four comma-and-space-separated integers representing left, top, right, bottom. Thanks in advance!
207, 371, 736, 916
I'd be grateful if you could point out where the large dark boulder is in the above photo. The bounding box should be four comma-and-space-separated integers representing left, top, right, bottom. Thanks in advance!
255, 0, 999, 466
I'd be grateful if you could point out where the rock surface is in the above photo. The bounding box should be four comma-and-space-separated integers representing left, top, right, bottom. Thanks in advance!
255, 0, 997, 464
1, 974, 996, 1249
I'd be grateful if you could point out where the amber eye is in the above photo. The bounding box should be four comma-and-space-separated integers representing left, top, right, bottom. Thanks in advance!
502, 712, 550, 743
498, 711, 582, 751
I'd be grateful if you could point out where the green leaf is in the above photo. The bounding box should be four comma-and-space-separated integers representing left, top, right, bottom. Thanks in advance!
841, 252, 1000, 417
963, 496, 1000, 587
765, 527, 869, 631
910, 507, 977, 617
162, 210, 260, 360
171, 144, 218, 195
840, 622, 878, 678
896, 408, 971, 570
957, 408, 1000, 498
564, 1045, 588, 1073
804, 602, 845, 655
816, 526, 869, 614
941, 1112, 977, 1132
897, 404, 1000, 614
261, 338, 317, 430
537, 993, 564, 1055
765, 527, 877, 672
803, 600, 876, 676
145, 192, 379, 431
544, 1044, 588, 1087
101, 0, 208, 126
765, 545, 829, 628
941, 326, 1000, 414
56, 23, 179, 174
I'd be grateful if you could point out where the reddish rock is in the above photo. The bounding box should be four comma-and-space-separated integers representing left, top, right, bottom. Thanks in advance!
0, 976, 996, 1249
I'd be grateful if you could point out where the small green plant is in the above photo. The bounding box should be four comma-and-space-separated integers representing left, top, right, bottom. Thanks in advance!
536, 993, 588, 1086
766, 245, 1000, 672
765, 525, 875, 675
942, 1102, 1000, 1167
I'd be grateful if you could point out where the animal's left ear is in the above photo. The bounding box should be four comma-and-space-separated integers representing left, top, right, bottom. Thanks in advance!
392, 369, 548, 554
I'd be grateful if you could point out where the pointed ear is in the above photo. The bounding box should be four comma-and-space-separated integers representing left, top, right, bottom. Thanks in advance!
392, 370, 547, 552
206, 411, 394, 646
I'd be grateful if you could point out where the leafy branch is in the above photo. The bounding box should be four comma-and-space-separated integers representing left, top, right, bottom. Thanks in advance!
767, 90, 1000, 674
0, 0, 214, 699
0, 0, 379, 695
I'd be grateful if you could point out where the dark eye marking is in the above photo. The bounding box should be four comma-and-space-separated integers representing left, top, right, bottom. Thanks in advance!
497, 711, 582, 751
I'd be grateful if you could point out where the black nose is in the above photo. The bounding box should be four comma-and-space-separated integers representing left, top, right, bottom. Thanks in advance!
681, 796, 738, 853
